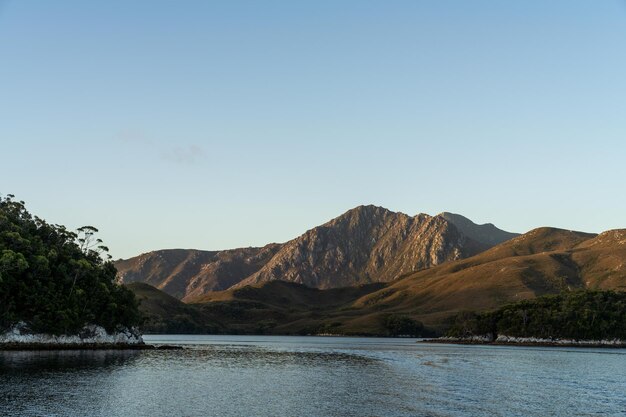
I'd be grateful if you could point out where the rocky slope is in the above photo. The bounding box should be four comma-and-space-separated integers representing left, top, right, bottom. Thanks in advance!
116, 245, 281, 300
117, 205, 517, 299
236, 206, 488, 289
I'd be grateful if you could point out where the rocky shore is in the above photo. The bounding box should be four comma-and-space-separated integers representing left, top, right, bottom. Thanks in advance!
424, 334, 626, 348
0, 322, 178, 350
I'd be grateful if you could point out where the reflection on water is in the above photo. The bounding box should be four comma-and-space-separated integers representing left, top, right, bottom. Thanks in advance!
1, 336, 625, 417
0, 349, 141, 372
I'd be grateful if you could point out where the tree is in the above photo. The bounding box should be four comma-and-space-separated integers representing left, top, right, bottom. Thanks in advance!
383, 314, 424, 336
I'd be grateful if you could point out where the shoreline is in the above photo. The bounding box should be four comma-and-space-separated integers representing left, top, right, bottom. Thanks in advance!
421, 337, 626, 348
0, 322, 181, 351
0, 343, 183, 351
0, 342, 154, 351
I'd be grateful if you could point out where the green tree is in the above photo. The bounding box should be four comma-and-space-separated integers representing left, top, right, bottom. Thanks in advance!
383, 314, 424, 336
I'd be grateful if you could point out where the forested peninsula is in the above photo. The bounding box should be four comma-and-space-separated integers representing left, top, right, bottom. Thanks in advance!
441, 290, 626, 347
0, 195, 144, 348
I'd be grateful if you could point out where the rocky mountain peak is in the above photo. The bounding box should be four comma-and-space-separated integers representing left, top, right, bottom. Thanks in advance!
235, 207, 486, 289
116, 206, 519, 299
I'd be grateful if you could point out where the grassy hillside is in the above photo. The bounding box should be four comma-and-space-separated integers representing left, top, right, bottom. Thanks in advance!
127, 282, 218, 334
345, 227, 620, 332
129, 281, 421, 336
190, 281, 396, 335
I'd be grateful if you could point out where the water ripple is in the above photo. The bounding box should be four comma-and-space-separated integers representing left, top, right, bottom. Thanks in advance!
1, 336, 625, 417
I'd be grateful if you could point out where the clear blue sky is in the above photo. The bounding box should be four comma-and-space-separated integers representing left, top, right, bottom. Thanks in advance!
1, 1, 625, 259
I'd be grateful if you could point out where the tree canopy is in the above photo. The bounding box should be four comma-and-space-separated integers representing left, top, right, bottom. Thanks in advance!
0, 194, 140, 335
447, 289, 626, 340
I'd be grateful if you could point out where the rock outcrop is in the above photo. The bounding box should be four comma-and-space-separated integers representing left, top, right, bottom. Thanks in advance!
433, 335, 626, 347
0, 322, 144, 347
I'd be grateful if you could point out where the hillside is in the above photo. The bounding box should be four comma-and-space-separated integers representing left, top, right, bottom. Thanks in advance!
571, 229, 626, 289
129, 226, 626, 336
191, 281, 390, 335
347, 227, 617, 330
130, 281, 388, 335
117, 205, 517, 299
127, 282, 218, 333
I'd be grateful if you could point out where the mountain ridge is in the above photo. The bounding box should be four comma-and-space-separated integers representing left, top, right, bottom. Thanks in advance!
234, 205, 487, 289
128, 226, 626, 336
116, 205, 518, 300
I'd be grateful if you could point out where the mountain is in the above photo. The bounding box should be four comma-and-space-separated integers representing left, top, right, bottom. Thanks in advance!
116, 245, 281, 300
348, 227, 613, 330
117, 206, 517, 299
128, 226, 626, 336
439, 212, 520, 246
236, 205, 488, 289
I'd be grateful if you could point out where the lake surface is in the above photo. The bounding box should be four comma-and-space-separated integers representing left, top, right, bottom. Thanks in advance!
1, 335, 625, 417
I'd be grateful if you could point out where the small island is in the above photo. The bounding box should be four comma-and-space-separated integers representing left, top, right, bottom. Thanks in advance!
431, 289, 626, 347
0, 195, 147, 350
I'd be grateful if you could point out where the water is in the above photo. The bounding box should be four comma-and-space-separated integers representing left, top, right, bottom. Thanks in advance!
1, 335, 625, 417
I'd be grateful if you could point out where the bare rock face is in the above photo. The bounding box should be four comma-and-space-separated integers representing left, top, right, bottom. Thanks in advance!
236, 206, 488, 289
116, 205, 516, 299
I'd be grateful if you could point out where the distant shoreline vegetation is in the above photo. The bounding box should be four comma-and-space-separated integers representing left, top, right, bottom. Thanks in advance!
443, 289, 626, 345
0, 194, 141, 342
